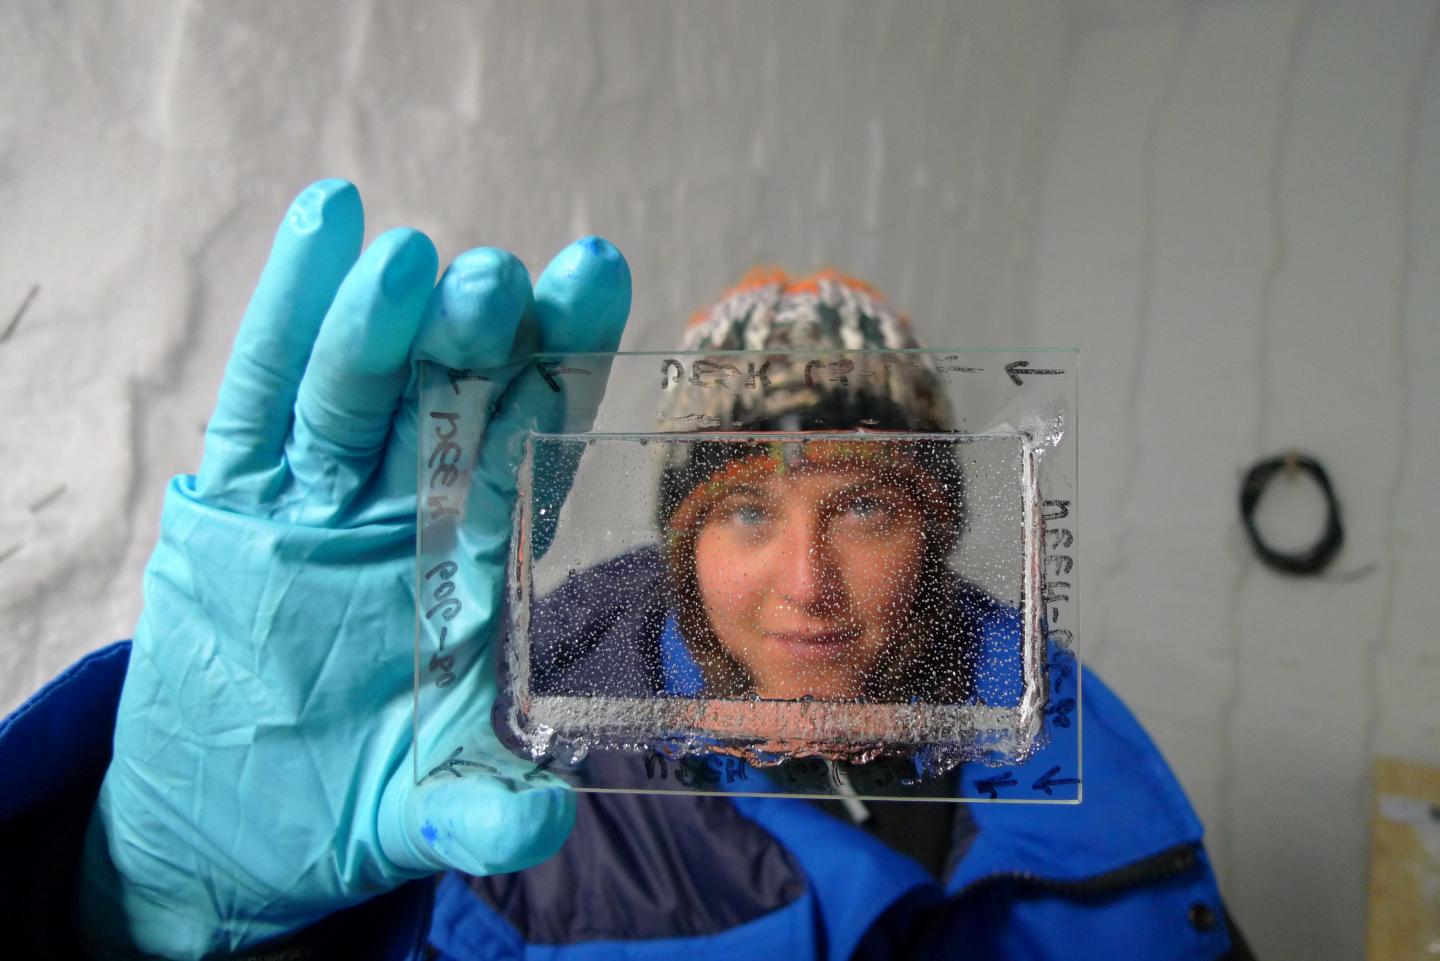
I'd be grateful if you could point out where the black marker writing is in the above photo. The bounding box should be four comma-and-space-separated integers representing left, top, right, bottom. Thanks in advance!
447, 368, 489, 394
1031, 766, 1081, 796
535, 361, 592, 393
975, 772, 1018, 799
1005, 360, 1066, 386
423, 400, 471, 691
661, 359, 684, 388
690, 359, 743, 390
1043, 697, 1076, 729
935, 355, 984, 374
643, 752, 749, 785
427, 746, 499, 781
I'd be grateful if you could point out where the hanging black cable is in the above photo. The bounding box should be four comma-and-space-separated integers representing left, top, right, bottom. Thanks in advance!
1238, 451, 1344, 576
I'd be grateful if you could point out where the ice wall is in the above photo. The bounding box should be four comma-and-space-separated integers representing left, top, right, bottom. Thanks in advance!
1031, 2, 1440, 958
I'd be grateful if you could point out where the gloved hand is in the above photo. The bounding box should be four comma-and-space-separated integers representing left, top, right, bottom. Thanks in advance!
76, 179, 631, 958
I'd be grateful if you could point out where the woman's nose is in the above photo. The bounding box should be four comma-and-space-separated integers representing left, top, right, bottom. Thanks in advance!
773, 516, 837, 610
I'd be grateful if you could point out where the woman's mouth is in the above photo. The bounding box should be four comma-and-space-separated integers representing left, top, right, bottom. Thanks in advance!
761, 627, 862, 658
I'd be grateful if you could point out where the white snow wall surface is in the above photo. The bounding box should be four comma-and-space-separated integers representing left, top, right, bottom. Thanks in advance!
3, 2, 1438, 959
1032, 3, 1440, 960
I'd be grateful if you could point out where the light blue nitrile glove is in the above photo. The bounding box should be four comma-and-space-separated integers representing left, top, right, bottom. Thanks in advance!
76, 179, 631, 959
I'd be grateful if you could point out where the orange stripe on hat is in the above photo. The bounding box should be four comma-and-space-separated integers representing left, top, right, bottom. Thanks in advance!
686, 267, 897, 329
663, 439, 956, 558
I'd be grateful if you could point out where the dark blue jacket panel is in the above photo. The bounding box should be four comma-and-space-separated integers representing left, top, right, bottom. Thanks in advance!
0, 643, 128, 957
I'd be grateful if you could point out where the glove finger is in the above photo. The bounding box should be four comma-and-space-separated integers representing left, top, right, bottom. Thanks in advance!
532, 235, 631, 355
382, 766, 575, 875
383, 248, 535, 482
466, 237, 632, 542
416, 248, 534, 367
286, 228, 437, 506
198, 179, 364, 498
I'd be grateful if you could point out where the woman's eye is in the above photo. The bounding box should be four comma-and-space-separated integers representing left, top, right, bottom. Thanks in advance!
711, 500, 770, 530
847, 496, 885, 518
845, 495, 898, 522
732, 504, 769, 526
834, 493, 909, 533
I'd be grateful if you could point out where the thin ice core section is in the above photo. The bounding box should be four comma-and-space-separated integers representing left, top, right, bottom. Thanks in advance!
502, 431, 1046, 777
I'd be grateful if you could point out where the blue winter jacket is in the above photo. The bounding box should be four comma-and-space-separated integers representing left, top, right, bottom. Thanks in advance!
0, 552, 1241, 960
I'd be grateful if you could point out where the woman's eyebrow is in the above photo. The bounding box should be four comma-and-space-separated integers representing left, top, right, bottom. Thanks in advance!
827, 478, 909, 500
715, 482, 773, 501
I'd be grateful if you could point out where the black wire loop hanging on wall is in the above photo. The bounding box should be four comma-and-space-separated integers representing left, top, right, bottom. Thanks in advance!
1238, 451, 1345, 576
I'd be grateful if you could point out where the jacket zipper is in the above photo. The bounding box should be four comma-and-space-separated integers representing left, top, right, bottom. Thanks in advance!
950, 842, 1200, 900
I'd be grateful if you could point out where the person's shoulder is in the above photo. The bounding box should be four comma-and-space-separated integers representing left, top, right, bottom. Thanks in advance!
0, 640, 130, 820
963, 658, 1205, 883
0, 642, 131, 955
536, 545, 666, 606
1079, 666, 1205, 839
528, 546, 669, 696
951, 664, 1237, 959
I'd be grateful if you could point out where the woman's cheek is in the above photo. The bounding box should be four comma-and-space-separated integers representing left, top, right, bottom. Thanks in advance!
695, 535, 762, 636
852, 538, 923, 634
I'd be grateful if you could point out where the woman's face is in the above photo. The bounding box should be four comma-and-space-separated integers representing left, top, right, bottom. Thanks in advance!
692, 465, 925, 699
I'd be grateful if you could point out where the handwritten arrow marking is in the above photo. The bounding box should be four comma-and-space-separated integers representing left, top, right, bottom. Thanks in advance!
1005, 360, 1066, 386
1032, 765, 1082, 796
974, 771, 1019, 799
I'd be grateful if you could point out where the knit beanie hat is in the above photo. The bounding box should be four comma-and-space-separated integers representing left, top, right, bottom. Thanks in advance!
659, 267, 955, 433
657, 267, 963, 534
